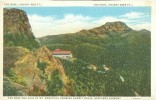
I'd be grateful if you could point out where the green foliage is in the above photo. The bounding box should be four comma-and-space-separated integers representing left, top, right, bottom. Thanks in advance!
37, 61, 48, 83
4, 68, 16, 79
4, 68, 27, 86
47, 70, 64, 96
37, 60, 47, 71
3, 82, 24, 96
59, 58, 106, 96
40, 30, 151, 96
3, 76, 26, 96
45, 44, 73, 51
4, 33, 40, 50
14, 76, 27, 86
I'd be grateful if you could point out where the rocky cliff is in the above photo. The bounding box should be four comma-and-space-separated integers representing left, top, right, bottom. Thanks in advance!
4, 8, 33, 36
3, 8, 40, 50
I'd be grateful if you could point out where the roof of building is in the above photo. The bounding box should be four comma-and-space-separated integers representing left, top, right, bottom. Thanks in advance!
52, 49, 72, 55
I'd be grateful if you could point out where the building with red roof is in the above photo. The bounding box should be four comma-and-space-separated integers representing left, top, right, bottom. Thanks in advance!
52, 49, 73, 59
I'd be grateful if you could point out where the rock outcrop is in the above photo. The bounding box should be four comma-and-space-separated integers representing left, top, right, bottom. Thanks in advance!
12, 47, 68, 95
4, 8, 33, 36
3, 8, 40, 50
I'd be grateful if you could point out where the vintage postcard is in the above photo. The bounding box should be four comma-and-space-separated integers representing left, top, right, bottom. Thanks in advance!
0, 0, 156, 100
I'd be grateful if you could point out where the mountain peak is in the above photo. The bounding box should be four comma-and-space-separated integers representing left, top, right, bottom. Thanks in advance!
4, 8, 32, 36
89, 21, 132, 35
139, 29, 150, 33
102, 21, 132, 32
104, 21, 128, 27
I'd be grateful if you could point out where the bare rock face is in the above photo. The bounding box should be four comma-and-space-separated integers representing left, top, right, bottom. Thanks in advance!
4, 8, 33, 36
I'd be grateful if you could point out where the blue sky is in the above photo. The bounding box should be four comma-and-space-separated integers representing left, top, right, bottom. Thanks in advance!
14, 7, 151, 37
18, 7, 151, 19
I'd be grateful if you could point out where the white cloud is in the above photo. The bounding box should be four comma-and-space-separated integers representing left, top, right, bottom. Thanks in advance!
28, 13, 150, 38
120, 12, 145, 19
28, 14, 55, 22
28, 14, 95, 37
128, 23, 151, 31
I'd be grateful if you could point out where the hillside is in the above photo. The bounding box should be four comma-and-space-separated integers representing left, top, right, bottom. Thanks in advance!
39, 21, 150, 67
39, 22, 151, 96
3, 8, 70, 96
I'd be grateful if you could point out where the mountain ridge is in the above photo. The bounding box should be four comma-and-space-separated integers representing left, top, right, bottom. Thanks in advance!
41, 21, 149, 39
